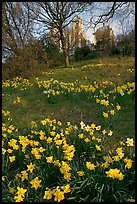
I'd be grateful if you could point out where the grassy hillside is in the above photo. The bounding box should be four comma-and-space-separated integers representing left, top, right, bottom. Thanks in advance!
2, 56, 135, 141
2, 56, 135, 202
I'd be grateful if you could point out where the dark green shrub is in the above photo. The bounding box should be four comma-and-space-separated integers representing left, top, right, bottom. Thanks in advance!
74, 45, 98, 61
43, 43, 64, 67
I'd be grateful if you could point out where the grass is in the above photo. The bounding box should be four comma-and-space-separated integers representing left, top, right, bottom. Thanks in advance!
38, 56, 135, 83
2, 56, 135, 143
2, 56, 135, 202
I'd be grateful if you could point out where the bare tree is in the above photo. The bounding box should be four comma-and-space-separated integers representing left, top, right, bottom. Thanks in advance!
2, 2, 35, 61
3, 2, 134, 67
114, 2, 135, 35
27, 2, 90, 66
85, 2, 135, 32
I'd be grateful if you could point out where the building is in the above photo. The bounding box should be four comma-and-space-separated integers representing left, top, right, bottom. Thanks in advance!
93, 23, 115, 48
71, 17, 86, 48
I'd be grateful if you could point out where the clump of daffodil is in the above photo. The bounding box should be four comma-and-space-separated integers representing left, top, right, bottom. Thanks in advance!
53, 186, 65, 202
124, 158, 133, 169
43, 187, 53, 200
105, 168, 124, 180
14, 187, 27, 202
2, 76, 135, 202
13, 96, 21, 104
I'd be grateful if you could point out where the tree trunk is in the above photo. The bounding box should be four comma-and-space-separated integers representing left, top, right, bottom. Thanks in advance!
60, 29, 70, 67
64, 48, 70, 67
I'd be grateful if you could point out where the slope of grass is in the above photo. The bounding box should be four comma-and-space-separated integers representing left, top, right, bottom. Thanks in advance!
2, 56, 135, 202
36, 56, 134, 84
2, 56, 135, 142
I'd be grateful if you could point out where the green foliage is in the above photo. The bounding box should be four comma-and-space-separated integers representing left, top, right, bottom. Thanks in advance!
109, 44, 120, 56
2, 40, 65, 80
116, 30, 135, 56
2, 39, 46, 79
43, 43, 65, 67
94, 25, 115, 56
74, 45, 98, 61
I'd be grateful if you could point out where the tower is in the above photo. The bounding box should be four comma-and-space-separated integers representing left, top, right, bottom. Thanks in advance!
72, 17, 84, 48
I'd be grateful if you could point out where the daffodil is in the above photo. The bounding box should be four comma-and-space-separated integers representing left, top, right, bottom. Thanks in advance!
78, 133, 84, 139
96, 145, 101, 151
14, 195, 24, 202
30, 177, 42, 190
105, 168, 124, 180
53, 187, 65, 202
9, 156, 16, 163
126, 138, 134, 146
46, 137, 53, 143
108, 130, 113, 136
61, 184, 71, 193
124, 158, 133, 169
43, 188, 52, 200
77, 171, 85, 176
110, 110, 115, 115
84, 138, 90, 143
27, 162, 35, 173
86, 162, 96, 170
64, 172, 71, 181
2, 148, 6, 155
46, 156, 53, 163
21, 170, 28, 181
116, 105, 121, 110
91, 123, 96, 129
16, 187, 27, 197
103, 112, 108, 118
